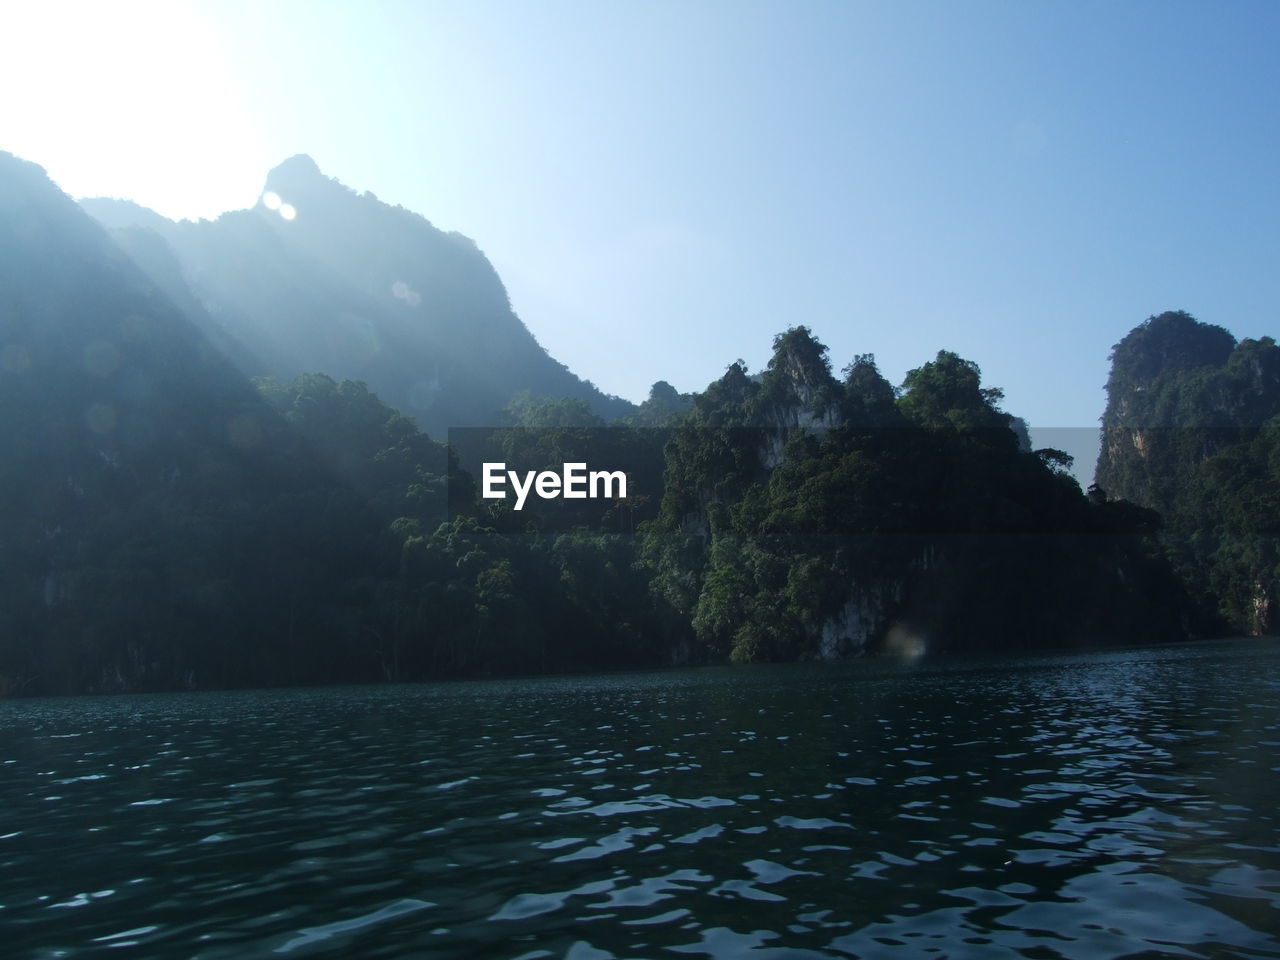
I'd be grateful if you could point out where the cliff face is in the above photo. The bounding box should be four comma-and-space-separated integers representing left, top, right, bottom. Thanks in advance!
1097, 311, 1280, 635
81, 156, 632, 435
757, 346, 843, 468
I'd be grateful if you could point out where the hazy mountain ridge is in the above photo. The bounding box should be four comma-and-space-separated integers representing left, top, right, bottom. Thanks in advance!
0, 152, 664, 693
0, 150, 397, 692
81, 155, 633, 434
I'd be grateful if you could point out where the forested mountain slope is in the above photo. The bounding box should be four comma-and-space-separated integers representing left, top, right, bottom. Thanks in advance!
0, 152, 455, 693
1097, 311, 1280, 634
0, 150, 1217, 696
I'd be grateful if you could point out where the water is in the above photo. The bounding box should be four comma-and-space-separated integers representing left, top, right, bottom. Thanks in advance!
2, 640, 1279, 959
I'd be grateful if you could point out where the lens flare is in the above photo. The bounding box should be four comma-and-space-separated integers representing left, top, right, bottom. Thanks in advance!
83, 340, 121, 378
227, 414, 263, 448
1, 343, 31, 373
85, 402, 117, 435
279, 203, 297, 221
261, 191, 282, 210
884, 623, 927, 661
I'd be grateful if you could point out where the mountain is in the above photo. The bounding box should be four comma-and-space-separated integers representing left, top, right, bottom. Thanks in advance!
644, 327, 1188, 663
80, 156, 632, 435
0, 151, 452, 694
1097, 311, 1280, 634
0, 147, 1217, 696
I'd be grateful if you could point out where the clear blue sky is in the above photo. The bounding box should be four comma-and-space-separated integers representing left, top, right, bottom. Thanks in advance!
3, 0, 1278, 471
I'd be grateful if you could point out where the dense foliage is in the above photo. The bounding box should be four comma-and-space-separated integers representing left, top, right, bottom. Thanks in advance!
0, 153, 1244, 697
1097, 311, 1280, 634
646, 329, 1185, 664
0, 154, 660, 694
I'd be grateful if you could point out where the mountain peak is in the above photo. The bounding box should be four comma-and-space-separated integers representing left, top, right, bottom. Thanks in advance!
271, 153, 322, 176
263, 154, 330, 199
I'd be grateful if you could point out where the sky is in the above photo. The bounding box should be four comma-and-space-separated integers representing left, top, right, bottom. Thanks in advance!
2, 0, 1278, 477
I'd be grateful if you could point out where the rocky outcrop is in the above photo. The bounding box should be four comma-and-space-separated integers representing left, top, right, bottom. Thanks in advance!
1252, 580, 1276, 637
818, 585, 900, 658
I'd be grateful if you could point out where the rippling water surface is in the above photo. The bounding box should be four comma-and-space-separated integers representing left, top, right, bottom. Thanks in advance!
3, 640, 1280, 959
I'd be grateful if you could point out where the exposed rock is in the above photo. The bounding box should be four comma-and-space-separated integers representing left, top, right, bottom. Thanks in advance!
818, 587, 896, 659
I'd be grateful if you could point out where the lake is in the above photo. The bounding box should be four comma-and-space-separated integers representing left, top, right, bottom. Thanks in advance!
2, 640, 1278, 959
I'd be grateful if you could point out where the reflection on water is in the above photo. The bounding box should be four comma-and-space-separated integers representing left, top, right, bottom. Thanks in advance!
1, 640, 1278, 959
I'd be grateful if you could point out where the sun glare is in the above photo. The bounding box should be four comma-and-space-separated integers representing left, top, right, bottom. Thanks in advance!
261, 190, 296, 221
0, 0, 271, 220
